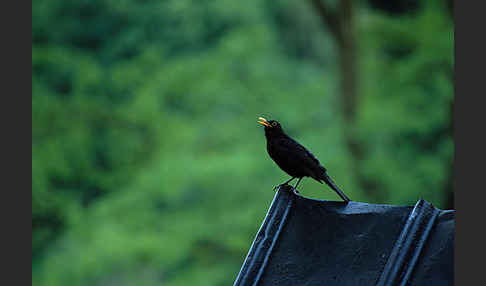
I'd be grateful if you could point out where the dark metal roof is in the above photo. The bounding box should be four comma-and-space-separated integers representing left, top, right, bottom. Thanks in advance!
234, 185, 454, 286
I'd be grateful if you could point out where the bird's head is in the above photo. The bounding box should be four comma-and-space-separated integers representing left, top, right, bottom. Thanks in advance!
258, 117, 284, 136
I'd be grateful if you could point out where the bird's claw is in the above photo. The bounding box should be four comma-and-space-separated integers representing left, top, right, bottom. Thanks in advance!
273, 184, 285, 192
274, 183, 299, 193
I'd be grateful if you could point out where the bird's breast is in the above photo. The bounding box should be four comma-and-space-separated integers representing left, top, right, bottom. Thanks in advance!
266, 138, 306, 177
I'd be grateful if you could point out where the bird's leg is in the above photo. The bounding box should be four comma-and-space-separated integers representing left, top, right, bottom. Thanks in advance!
274, 177, 296, 191
293, 177, 303, 192
282, 177, 297, 185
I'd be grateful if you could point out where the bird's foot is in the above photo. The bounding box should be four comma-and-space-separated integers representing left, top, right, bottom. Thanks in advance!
273, 184, 286, 192
274, 183, 296, 192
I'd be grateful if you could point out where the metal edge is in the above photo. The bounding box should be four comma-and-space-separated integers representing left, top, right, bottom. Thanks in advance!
233, 186, 295, 286
376, 199, 440, 286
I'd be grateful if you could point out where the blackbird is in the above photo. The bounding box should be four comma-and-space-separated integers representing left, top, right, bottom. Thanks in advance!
258, 117, 351, 202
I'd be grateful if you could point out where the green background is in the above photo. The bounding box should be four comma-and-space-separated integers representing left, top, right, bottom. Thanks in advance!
32, 0, 453, 285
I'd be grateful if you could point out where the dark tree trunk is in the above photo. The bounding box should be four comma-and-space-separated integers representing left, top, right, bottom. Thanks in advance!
311, 0, 380, 199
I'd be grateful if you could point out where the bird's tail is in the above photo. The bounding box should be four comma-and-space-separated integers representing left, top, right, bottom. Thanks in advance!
320, 172, 351, 202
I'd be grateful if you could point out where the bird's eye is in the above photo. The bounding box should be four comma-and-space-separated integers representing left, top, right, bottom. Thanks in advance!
272, 122, 277, 127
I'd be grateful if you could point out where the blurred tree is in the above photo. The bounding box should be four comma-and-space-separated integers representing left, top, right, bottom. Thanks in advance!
357, 0, 454, 204
306, 0, 453, 203
310, 0, 375, 198
367, 0, 420, 15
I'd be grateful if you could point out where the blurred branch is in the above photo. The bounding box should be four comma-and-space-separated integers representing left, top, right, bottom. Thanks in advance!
309, 0, 380, 199
310, 0, 341, 43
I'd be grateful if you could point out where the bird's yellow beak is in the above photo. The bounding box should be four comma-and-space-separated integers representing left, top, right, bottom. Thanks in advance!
258, 117, 272, 127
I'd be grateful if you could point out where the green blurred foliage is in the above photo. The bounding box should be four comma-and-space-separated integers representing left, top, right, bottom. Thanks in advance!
32, 0, 453, 285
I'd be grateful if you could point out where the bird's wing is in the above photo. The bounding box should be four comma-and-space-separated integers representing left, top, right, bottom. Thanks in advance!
279, 136, 327, 172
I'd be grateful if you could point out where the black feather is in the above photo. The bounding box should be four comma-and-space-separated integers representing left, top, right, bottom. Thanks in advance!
260, 118, 351, 202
